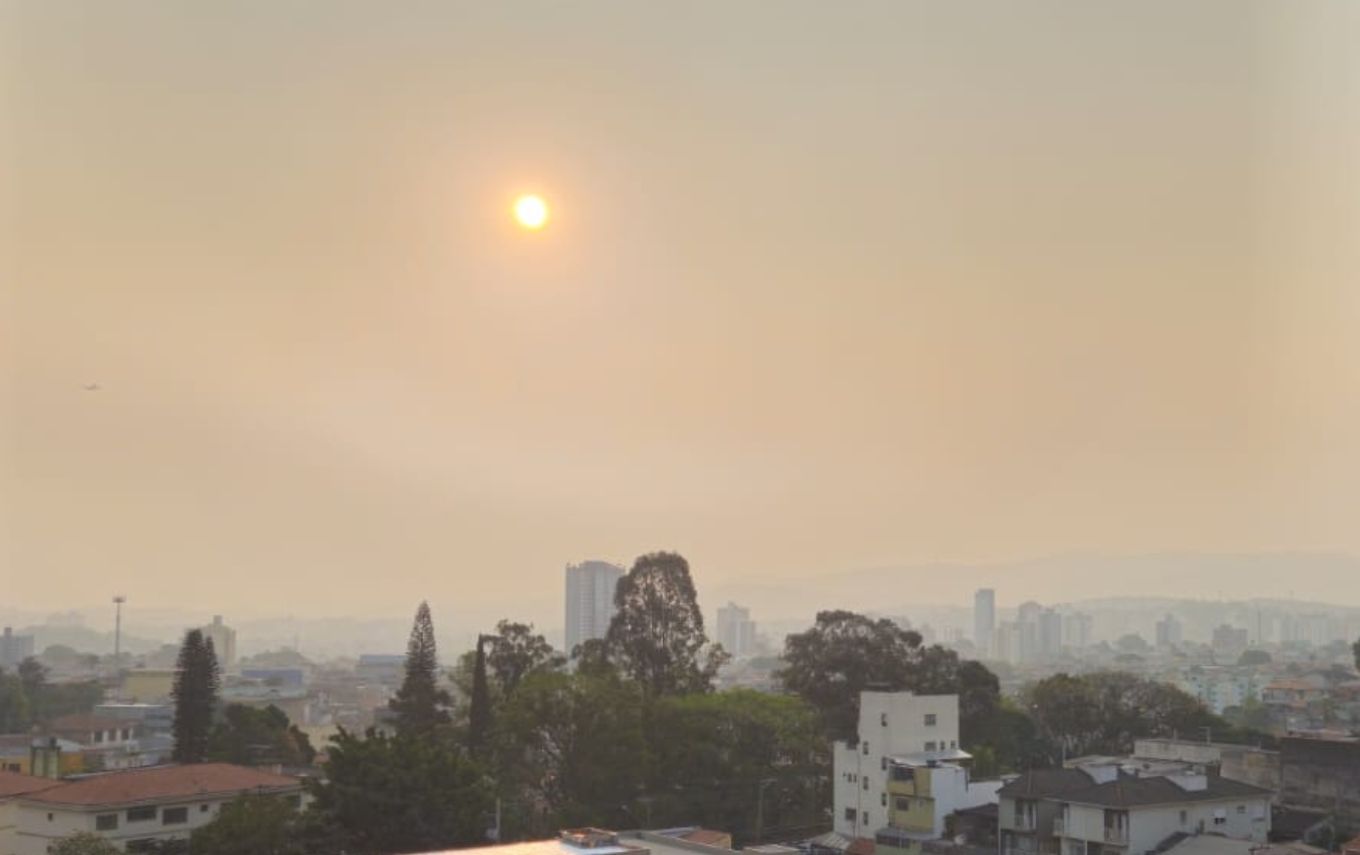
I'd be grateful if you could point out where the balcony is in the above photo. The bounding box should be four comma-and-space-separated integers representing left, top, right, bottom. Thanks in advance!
1052, 818, 1065, 835
1012, 815, 1038, 832
1105, 828, 1129, 844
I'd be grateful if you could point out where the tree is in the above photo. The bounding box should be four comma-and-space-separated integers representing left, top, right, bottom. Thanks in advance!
307, 728, 492, 855
388, 601, 451, 736
172, 629, 221, 764
467, 636, 492, 754
1023, 671, 1223, 761
777, 610, 924, 742
496, 670, 646, 834
0, 670, 31, 732
487, 621, 563, 696
648, 690, 828, 845
207, 704, 315, 768
605, 551, 724, 697
190, 794, 308, 855
48, 833, 122, 855
1353, 636, 1359, 672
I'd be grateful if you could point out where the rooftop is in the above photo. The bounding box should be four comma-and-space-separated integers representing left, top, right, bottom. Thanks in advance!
997, 768, 1096, 799
23, 763, 301, 807
0, 771, 60, 799
1059, 775, 1272, 809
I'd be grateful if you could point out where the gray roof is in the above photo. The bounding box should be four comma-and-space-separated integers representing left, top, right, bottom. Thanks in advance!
997, 768, 1097, 799
1058, 776, 1272, 809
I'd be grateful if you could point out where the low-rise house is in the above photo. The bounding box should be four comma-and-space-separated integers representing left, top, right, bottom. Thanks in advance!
11, 763, 303, 855
1052, 772, 1272, 855
998, 769, 1099, 855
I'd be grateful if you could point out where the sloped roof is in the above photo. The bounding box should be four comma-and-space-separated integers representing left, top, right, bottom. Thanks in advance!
0, 771, 60, 799
998, 768, 1096, 798
24, 763, 300, 806
1059, 776, 1271, 808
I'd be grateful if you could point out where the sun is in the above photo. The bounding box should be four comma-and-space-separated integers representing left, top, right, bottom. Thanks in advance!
513, 194, 549, 230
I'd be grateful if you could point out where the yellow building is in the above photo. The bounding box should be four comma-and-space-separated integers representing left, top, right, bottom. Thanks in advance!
120, 669, 177, 704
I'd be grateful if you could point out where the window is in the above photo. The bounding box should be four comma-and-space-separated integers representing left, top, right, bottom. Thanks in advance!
896, 796, 911, 811
1180, 811, 1188, 825
162, 807, 189, 825
881, 757, 887, 771
1236, 806, 1246, 815
96, 814, 118, 831
881, 713, 888, 727
93, 731, 104, 743
862, 741, 869, 755
47, 813, 53, 822
3, 763, 19, 773
845, 808, 857, 822
924, 714, 937, 726
924, 741, 937, 751
200, 804, 211, 813
862, 812, 869, 826
881, 793, 887, 807
127, 806, 157, 822
863, 776, 870, 791
950, 740, 957, 749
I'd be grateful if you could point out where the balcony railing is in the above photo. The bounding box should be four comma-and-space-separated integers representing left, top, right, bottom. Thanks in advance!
1012, 815, 1038, 832
1105, 828, 1129, 844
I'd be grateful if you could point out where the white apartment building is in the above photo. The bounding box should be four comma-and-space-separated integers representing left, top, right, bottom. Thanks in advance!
11, 763, 302, 855
834, 692, 997, 844
564, 561, 624, 655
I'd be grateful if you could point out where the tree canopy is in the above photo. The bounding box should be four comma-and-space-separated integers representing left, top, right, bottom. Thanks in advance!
487, 620, 563, 696
388, 601, 452, 736
190, 794, 314, 855
605, 552, 724, 697
172, 629, 221, 764
207, 704, 315, 768
307, 728, 492, 855
777, 610, 928, 741
1023, 671, 1226, 761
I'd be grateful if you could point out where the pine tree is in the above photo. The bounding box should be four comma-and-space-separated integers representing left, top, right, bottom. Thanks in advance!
467, 635, 492, 753
389, 601, 451, 735
172, 629, 221, 763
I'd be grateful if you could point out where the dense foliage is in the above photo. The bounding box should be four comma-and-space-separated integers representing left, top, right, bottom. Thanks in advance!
306, 728, 492, 855
48, 833, 122, 855
190, 795, 315, 855
605, 551, 726, 696
0, 659, 103, 732
172, 629, 221, 764
207, 704, 315, 768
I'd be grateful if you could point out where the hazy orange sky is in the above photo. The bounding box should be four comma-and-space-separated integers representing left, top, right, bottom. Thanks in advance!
3, 2, 1359, 624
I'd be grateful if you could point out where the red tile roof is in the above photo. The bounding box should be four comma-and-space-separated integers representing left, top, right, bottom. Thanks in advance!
0, 771, 61, 799
25, 763, 300, 806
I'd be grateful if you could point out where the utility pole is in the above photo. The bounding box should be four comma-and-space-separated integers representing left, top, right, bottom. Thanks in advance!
112, 596, 126, 665
754, 778, 776, 845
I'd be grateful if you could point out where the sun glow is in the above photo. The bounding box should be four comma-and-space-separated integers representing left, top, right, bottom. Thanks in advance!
513, 194, 549, 230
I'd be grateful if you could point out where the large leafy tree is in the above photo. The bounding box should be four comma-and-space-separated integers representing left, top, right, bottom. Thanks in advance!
605, 551, 724, 697
207, 704, 315, 768
496, 670, 646, 834
388, 601, 452, 736
1023, 671, 1226, 762
0, 670, 31, 732
308, 729, 492, 855
648, 690, 828, 845
172, 629, 221, 764
190, 794, 312, 855
777, 610, 925, 742
487, 620, 563, 696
